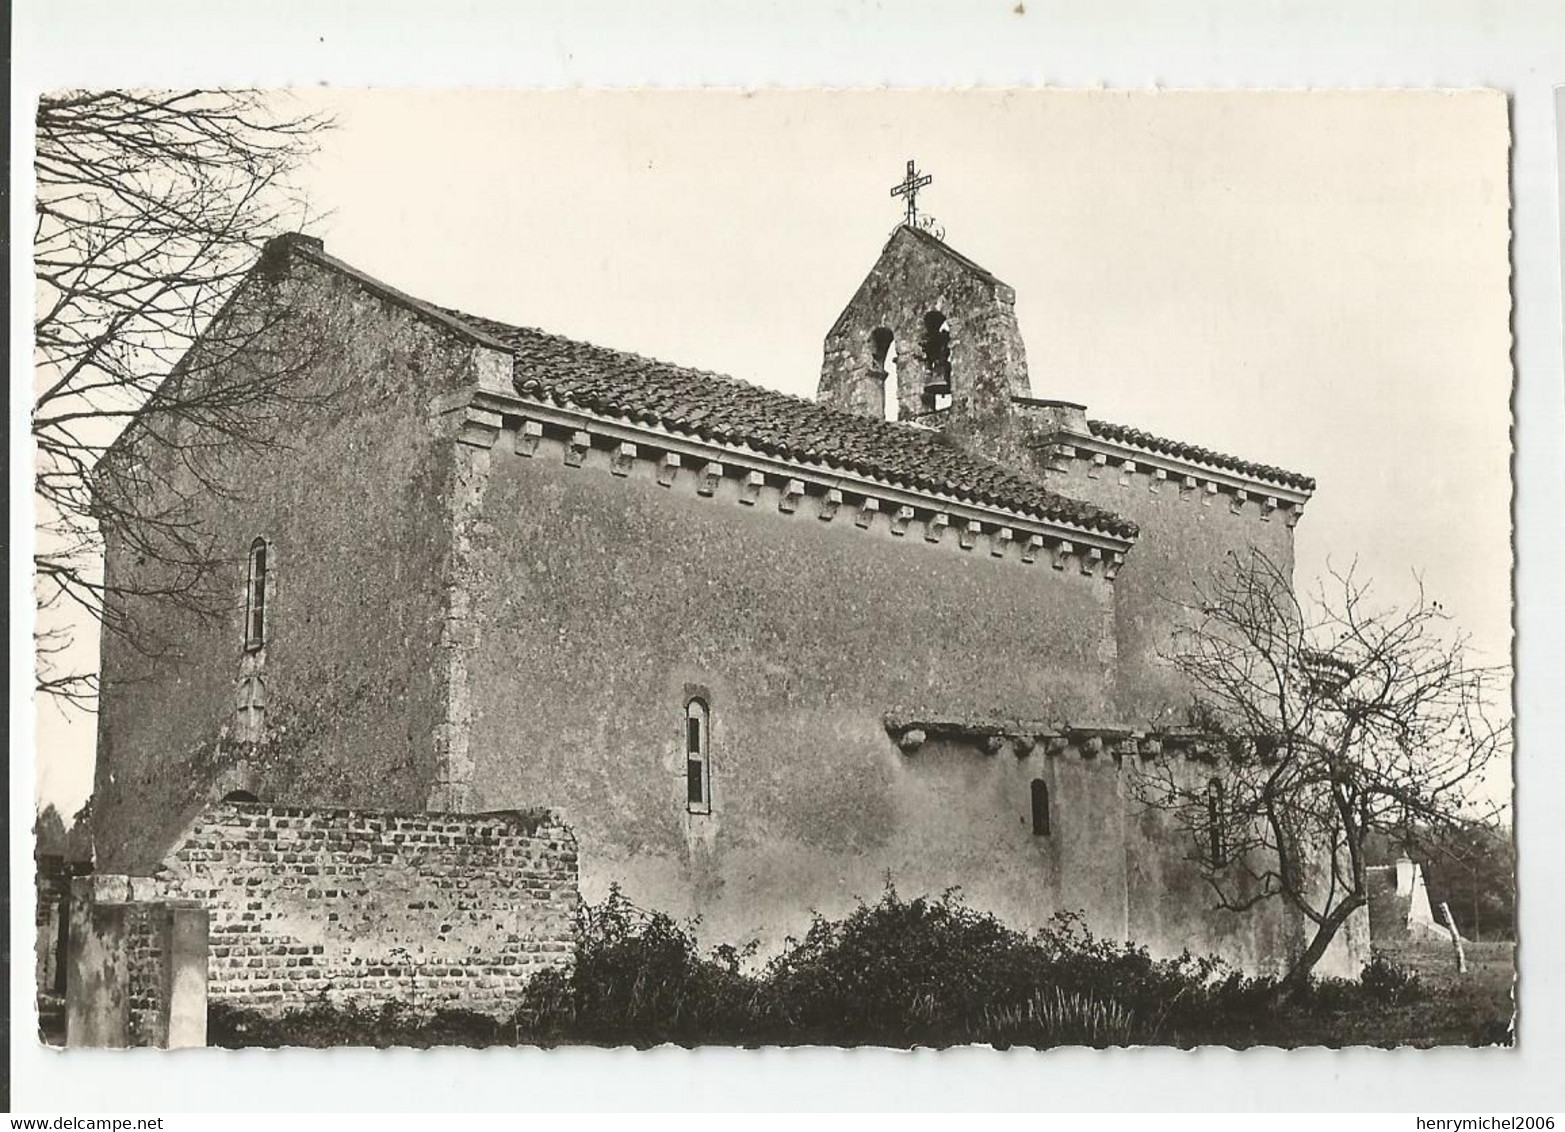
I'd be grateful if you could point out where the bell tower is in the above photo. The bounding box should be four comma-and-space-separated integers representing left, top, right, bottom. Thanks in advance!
817, 163, 1034, 461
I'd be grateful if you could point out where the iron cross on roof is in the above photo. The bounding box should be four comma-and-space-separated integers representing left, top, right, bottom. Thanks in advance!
890, 159, 933, 227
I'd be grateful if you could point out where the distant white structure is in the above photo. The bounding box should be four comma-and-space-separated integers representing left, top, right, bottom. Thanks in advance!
1369, 855, 1456, 943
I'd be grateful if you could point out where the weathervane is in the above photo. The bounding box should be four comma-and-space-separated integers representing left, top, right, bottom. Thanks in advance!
889, 158, 943, 240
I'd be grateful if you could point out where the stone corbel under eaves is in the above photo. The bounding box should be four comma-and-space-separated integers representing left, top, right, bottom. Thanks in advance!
883, 717, 1271, 765
1045, 431, 1312, 523
451, 388, 1137, 575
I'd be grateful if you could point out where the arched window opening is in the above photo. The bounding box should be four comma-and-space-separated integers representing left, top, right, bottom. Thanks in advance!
1206, 777, 1227, 867
222, 790, 260, 804
245, 538, 270, 651
1030, 778, 1051, 837
870, 327, 894, 371
685, 697, 711, 814
920, 312, 952, 412
870, 327, 898, 421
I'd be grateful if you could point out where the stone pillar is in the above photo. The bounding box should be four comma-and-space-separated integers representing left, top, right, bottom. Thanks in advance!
817, 351, 887, 419
162, 903, 210, 1049
65, 889, 130, 1049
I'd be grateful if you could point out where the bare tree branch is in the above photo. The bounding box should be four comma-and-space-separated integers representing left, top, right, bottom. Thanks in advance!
33, 88, 333, 704
1134, 548, 1510, 993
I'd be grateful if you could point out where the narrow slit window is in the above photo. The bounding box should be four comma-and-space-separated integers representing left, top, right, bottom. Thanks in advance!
685, 697, 711, 814
1030, 778, 1050, 837
1207, 778, 1227, 867
245, 538, 270, 651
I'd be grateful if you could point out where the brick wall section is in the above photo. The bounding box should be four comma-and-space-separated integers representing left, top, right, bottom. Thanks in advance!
151, 801, 578, 1015
124, 904, 164, 1045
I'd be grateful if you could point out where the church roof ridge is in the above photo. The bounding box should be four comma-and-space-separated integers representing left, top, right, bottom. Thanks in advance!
1087, 418, 1316, 493
261, 233, 1132, 538
442, 305, 1138, 539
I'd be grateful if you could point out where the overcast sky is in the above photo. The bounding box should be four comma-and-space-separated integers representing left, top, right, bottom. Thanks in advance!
35, 88, 1513, 814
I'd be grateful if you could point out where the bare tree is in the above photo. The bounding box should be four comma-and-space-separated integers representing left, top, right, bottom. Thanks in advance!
33, 90, 331, 705
1137, 549, 1509, 992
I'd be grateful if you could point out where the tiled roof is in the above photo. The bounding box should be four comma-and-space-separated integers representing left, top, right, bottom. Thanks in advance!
1088, 419, 1315, 492
444, 308, 1137, 538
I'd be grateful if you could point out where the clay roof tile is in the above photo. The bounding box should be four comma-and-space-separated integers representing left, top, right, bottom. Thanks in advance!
443, 307, 1137, 539
1087, 419, 1315, 492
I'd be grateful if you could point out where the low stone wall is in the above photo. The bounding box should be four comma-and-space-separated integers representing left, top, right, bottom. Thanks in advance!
150, 801, 579, 1015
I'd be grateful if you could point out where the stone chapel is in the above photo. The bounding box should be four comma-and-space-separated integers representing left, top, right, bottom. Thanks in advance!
90, 191, 1366, 978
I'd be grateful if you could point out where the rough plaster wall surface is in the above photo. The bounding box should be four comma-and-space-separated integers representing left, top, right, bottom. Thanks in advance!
64, 896, 129, 1048
1026, 456, 1367, 974
819, 227, 1030, 444
465, 429, 1120, 954
1120, 758, 1298, 977
1327, 904, 1373, 976
152, 801, 578, 1014
1038, 458, 1298, 727
888, 739, 1130, 940
93, 256, 484, 871
892, 738, 1314, 976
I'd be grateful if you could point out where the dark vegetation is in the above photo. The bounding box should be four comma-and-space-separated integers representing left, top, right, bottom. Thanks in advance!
210, 998, 516, 1049
210, 886, 1514, 1050
33, 801, 94, 864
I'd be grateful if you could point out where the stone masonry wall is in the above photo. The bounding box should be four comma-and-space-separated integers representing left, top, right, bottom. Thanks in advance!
92, 244, 501, 873
151, 801, 578, 1015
